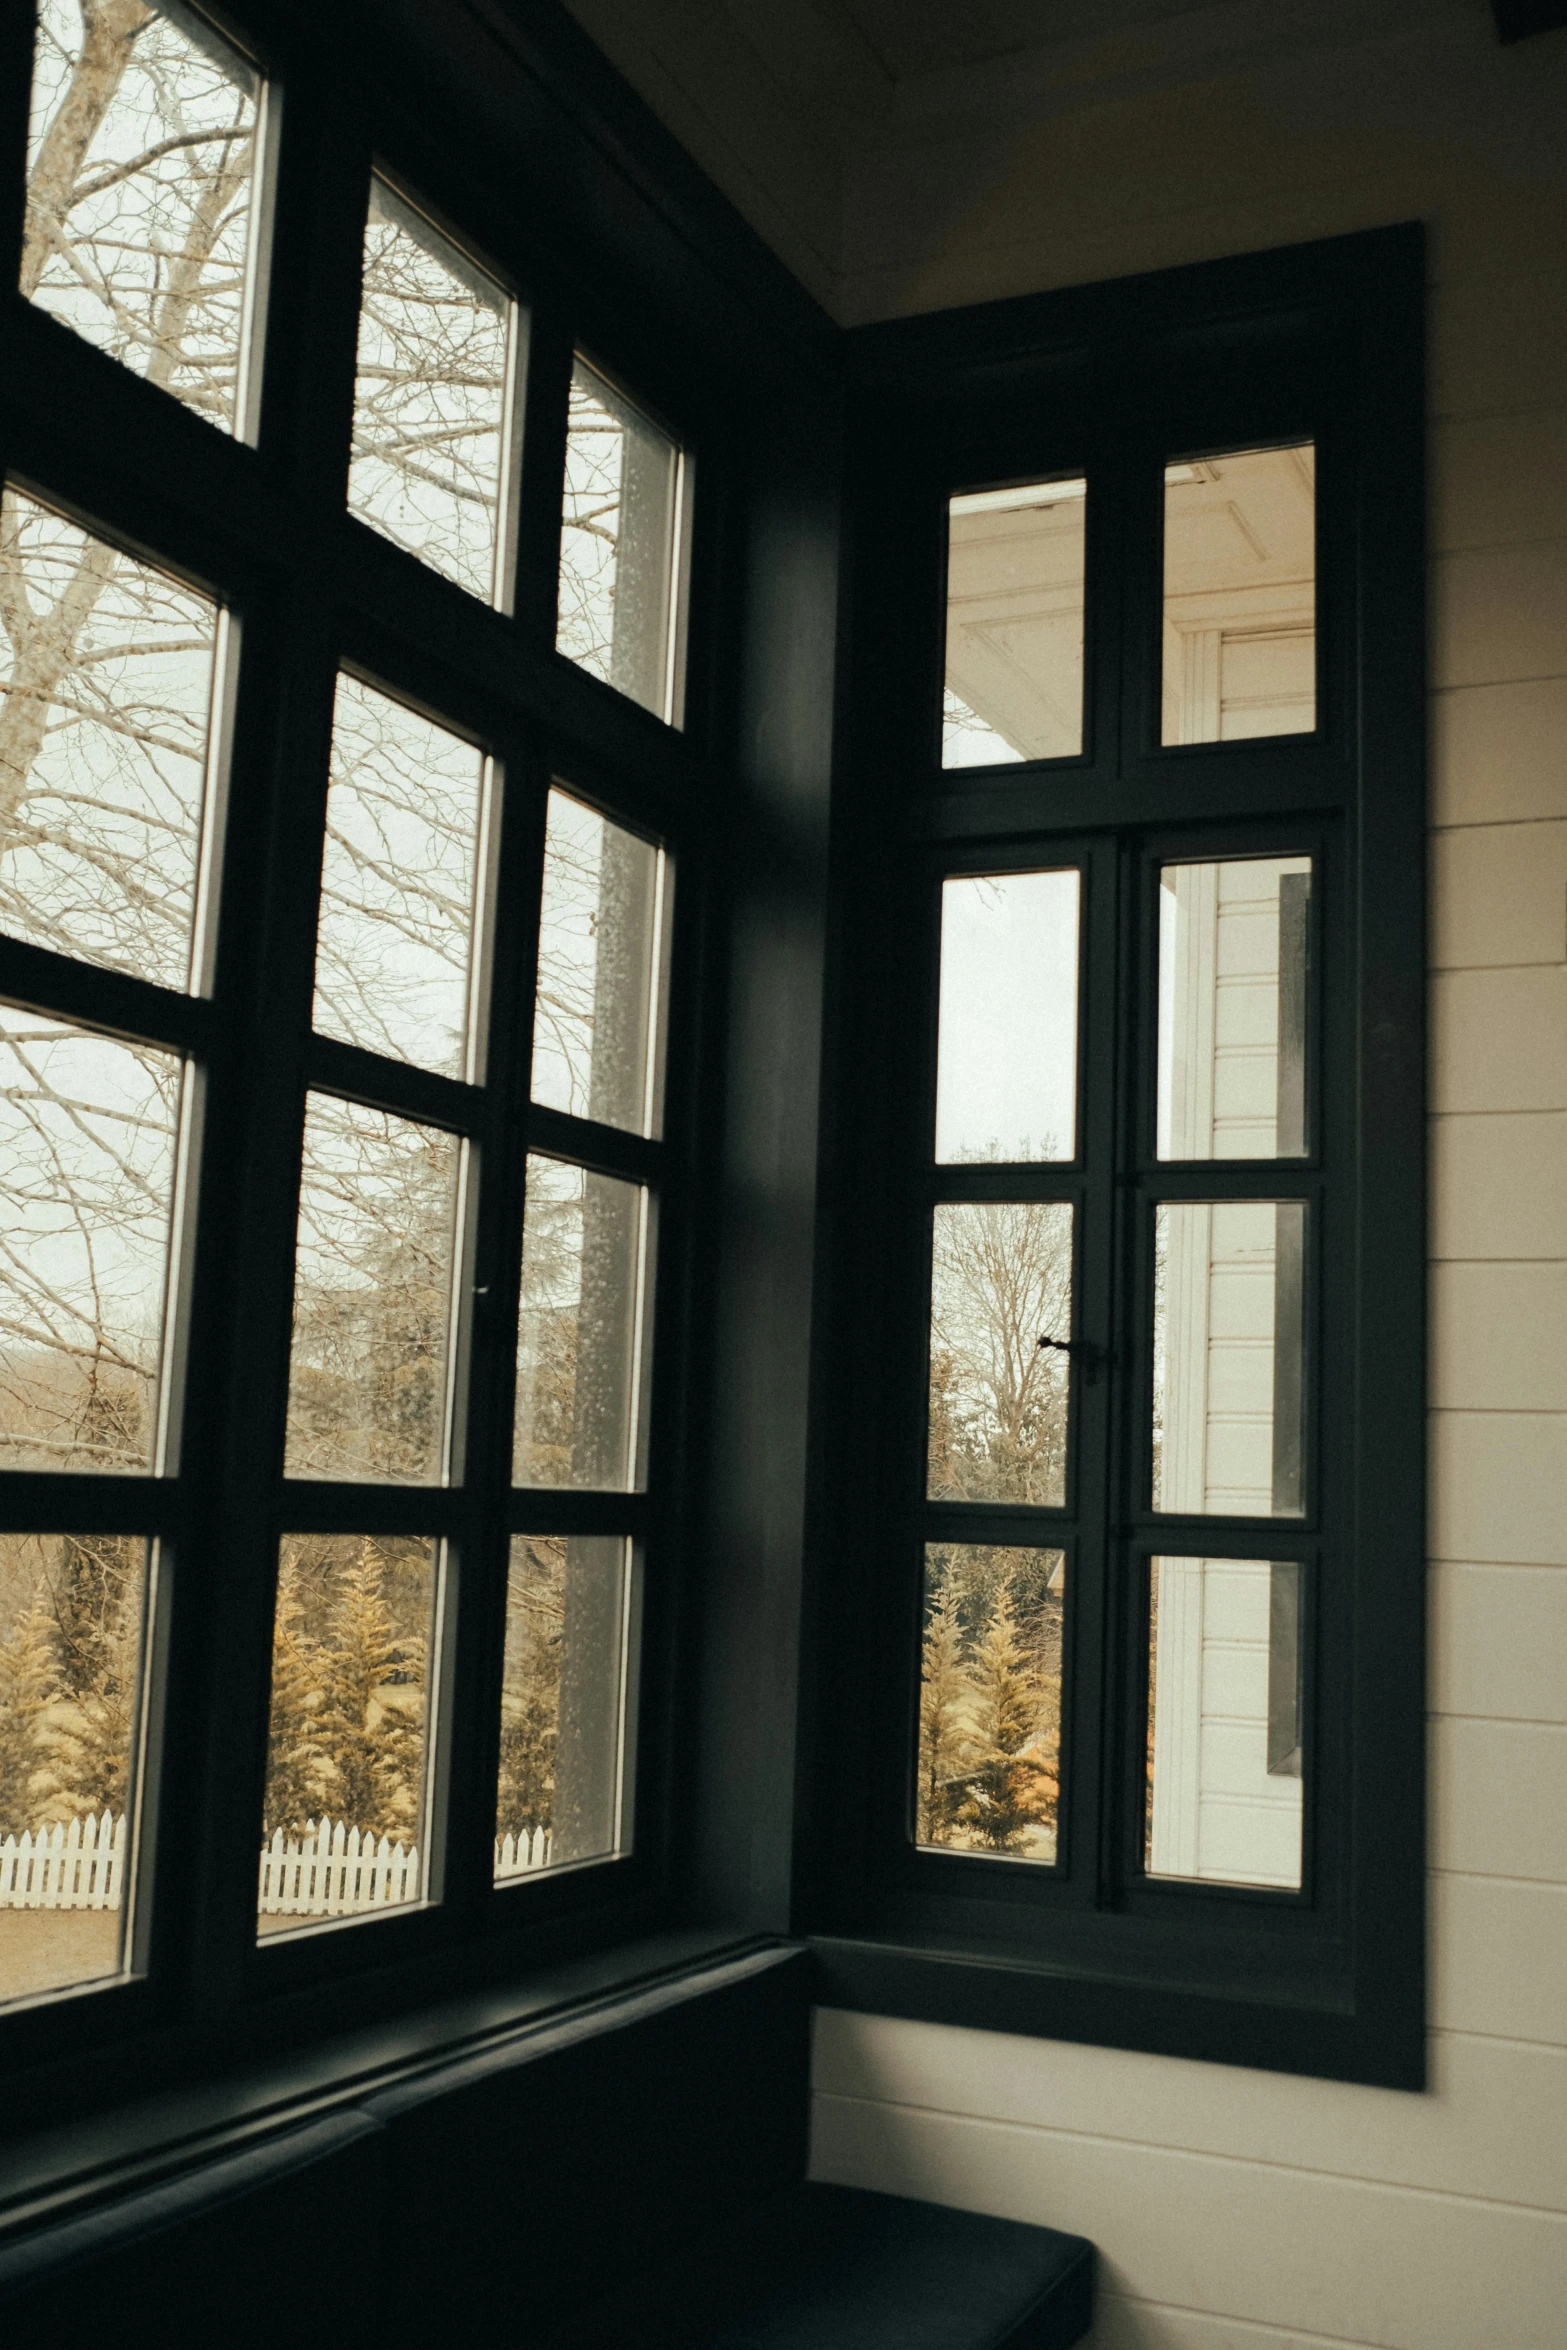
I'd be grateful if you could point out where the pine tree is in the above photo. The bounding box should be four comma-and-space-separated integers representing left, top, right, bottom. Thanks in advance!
262, 1566, 326, 1838
959, 1586, 1042, 1853
316, 1542, 423, 1842
496, 1553, 561, 1841
50, 1592, 140, 1820
0, 1598, 59, 1837
916, 1572, 971, 1846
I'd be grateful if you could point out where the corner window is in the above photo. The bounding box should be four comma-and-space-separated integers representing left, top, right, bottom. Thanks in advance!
811, 230, 1425, 2089
0, 8, 701, 2029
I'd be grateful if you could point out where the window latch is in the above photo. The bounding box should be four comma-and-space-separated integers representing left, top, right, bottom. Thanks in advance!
1038, 1333, 1109, 1384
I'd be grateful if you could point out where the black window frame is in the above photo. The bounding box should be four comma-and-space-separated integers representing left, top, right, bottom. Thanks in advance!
803, 226, 1427, 2091
0, 0, 755, 2124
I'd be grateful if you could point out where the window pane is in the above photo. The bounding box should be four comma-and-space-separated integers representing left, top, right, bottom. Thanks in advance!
1153, 1201, 1306, 1517
531, 789, 665, 1137
936, 870, 1079, 1163
495, 1534, 632, 1878
313, 677, 487, 1078
349, 179, 514, 602
259, 1534, 438, 1935
1146, 1555, 1304, 1889
917, 1542, 1064, 1865
944, 477, 1086, 767
0, 1533, 151, 2004
285, 1097, 461, 1484
514, 1156, 650, 1492
0, 1010, 181, 1474
1162, 446, 1316, 745
25, 1, 259, 429
929, 1201, 1074, 1507
1158, 857, 1311, 1160
0, 487, 220, 990
557, 359, 685, 723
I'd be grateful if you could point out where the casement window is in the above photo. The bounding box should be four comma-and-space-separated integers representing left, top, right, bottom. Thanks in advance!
807, 231, 1427, 2089
0, 0, 704, 2073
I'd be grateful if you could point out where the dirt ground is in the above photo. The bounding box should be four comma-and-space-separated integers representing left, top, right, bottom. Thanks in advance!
0, 1910, 122, 2004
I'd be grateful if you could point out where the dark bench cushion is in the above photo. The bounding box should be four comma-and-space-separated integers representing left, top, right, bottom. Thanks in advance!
556, 2180, 1094, 2350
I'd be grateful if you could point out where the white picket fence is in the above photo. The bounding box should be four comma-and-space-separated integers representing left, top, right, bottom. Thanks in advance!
0, 1814, 552, 1918
0, 1810, 126, 1909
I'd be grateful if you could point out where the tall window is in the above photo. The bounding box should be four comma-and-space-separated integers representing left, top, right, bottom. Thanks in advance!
0, 1, 696, 2025
813, 235, 1425, 2089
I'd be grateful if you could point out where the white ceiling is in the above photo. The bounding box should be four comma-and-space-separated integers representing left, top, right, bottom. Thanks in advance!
560, 0, 1474, 313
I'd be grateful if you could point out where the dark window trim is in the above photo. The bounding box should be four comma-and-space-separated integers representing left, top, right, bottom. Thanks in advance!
802, 224, 1427, 2090
0, 0, 839, 2145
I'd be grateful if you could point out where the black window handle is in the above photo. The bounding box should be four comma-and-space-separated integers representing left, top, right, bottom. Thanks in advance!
1038, 1333, 1110, 1384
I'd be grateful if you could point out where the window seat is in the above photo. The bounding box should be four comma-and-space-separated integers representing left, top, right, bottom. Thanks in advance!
553, 2178, 1094, 2350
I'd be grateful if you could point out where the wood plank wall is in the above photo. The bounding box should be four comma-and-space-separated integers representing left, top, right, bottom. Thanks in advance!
800, 10, 1567, 2346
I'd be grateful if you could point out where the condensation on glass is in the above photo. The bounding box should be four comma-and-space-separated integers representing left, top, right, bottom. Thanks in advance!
1146, 1554, 1304, 1889
917, 1541, 1065, 1866
314, 677, 489, 1079
258, 1533, 440, 1936
0, 486, 224, 993
24, 1, 263, 432
349, 177, 517, 603
1162, 446, 1316, 746
557, 358, 688, 724
1158, 857, 1311, 1160
928, 1200, 1074, 1507
284, 1096, 462, 1484
935, 870, 1080, 1164
514, 1156, 650, 1492
0, 1010, 184, 1475
530, 788, 666, 1137
494, 1533, 635, 1880
1153, 1202, 1306, 1517
943, 477, 1086, 767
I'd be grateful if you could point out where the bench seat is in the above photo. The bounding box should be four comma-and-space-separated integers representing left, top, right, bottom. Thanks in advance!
556, 2179, 1095, 2350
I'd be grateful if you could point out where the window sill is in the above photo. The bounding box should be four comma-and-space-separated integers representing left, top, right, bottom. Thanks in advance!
0, 1927, 788, 2238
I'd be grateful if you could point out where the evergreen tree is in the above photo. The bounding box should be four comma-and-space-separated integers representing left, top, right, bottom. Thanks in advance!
316, 1541, 423, 1841
959, 1586, 1042, 1853
495, 1550, 561, 1842
916, 1571, 971, 1846
0, 1598, 59, 1837
50, 1590, 139, 1819
262, 1565, 325, 1838
49, 1531, 136, 1698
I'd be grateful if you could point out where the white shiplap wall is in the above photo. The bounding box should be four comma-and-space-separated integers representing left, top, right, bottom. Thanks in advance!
807, 13, 1567, 2348
561, 4, 1567, 2339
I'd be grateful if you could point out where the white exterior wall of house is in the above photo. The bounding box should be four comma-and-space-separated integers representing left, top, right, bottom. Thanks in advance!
567, 6, 1567, 2340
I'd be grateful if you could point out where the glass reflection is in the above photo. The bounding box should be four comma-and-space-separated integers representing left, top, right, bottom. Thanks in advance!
1162, 446, 1315, 745
1153, 1201, 1305, 1517
1157, 857, 1311, 1160
557, 360, 686, 723
285, 1096, 460, 1484
530, 789, 665, 1137
514, 1156, 649, 1492
944, 477, 1086, 766
494, 1534, 633, 1878
1146, 1555, 1304, 1889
